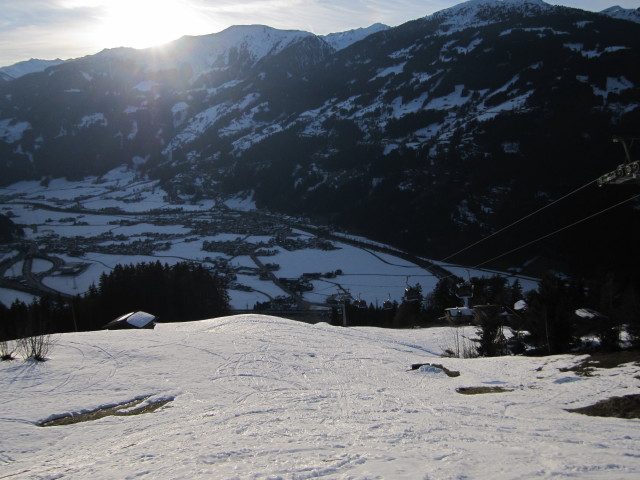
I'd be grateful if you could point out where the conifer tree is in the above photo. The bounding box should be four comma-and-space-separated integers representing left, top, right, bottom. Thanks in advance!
524, 274, 579, 354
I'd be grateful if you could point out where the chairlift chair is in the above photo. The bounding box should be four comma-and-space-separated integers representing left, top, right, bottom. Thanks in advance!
382, 295, 394, 310
354, 294, 367, 309
597, 136, 640, 186
402, 277, 423, 303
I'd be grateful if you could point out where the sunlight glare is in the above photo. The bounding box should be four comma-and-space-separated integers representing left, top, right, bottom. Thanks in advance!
91, 0, 210, 50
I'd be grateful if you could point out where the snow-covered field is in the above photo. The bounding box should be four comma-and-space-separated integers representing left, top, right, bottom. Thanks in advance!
0, 165, 537, 310
2, 314, 639, 479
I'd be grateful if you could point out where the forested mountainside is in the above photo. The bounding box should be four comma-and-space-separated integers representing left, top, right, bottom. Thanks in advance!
1, 0, 639, 275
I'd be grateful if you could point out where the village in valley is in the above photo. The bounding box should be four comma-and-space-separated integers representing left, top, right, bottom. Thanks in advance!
0, 165, 538, 326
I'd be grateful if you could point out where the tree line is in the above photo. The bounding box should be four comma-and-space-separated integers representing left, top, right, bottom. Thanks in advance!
512, 272, 640, 355
430, 272, 640, 356
0, 261, 230, 341
335, 271, 640, 356
2, 259, 638, 358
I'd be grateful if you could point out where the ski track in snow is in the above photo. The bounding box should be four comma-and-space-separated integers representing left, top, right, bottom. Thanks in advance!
2, 314, 640, 479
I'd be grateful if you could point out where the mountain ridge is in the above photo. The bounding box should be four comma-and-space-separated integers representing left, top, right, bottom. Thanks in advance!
600, 5, 640, 23
1, 2, 638, 75
0, 22, 388, 77
1, 1, 639, 276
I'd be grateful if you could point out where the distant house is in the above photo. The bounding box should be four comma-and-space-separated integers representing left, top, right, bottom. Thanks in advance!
57, 263, 88, 275
444, 304, 511, 326
103, 311, 157, 330
444, 306, 474, 324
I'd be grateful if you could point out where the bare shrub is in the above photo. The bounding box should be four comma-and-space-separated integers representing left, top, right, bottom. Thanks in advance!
17, 334, 54, 361
14, 298, 55, 361
441, 326, 478, 358
1, 340, 17, 360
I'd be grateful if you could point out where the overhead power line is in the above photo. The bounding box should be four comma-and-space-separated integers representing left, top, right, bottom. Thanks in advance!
440, 178, 597, 263
441, 136, 639, 265
470, 192, 640, 270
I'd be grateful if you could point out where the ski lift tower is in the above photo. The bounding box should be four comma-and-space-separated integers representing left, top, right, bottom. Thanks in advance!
327, 286, 353, 327
597, 136, 640, 186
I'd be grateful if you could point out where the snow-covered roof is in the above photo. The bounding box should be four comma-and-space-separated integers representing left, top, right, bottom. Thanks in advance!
575, 307, 606, 319
445, 306, 474, 316
104, 311, 156, 329
514, 299, 528, 311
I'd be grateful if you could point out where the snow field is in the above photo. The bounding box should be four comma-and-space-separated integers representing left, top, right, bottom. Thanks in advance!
1, 314, 639, 479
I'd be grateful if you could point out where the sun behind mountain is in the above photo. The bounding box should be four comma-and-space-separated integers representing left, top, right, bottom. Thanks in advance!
90, 0, 215, 50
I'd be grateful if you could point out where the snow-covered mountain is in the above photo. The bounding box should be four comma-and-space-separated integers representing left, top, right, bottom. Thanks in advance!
601, 5, 640, 23
0, 58, 66, 80
146, 25, 317, 80
431, 0, 552, 33
322, 23, 390, 51
0, 0, 639, 275
0, 24, 356, 83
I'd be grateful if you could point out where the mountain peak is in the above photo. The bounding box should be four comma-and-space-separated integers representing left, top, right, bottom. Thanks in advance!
429, 0, 552, 33
450, 0, 548, 7
138, 25, 314, 78
199, 24, 313, 63
322, 23, 390, 51
214, 24, 313, 42
439, 0, 549, 13
601, 5, 640, 23
0, 58, 67, 80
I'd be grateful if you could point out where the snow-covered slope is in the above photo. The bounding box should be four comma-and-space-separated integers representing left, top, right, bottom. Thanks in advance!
601, 5, 640, 23
431, 0, 552, 33
322, 23, 390, 51
1, 314, 639, 479
144, 25, 314, 78
0, 58, 66, 79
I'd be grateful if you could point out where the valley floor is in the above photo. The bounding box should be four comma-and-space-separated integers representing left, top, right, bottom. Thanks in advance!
0, 167, 537, 312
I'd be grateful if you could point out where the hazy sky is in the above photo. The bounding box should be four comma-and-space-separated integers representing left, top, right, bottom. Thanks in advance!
1, 0, 638, 67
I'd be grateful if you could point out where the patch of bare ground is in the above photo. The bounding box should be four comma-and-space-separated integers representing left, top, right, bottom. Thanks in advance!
456, 386, 513, 395
38, 396, 172, 427
560, 350, 640, 377
566, 394, 640, 419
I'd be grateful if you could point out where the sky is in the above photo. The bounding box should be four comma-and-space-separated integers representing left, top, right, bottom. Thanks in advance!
0, 0, 638, 67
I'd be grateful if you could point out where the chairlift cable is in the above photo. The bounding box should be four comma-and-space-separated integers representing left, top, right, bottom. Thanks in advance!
439, 178, 597, 263
441, 136, 639, 263
469, 192, 640, 270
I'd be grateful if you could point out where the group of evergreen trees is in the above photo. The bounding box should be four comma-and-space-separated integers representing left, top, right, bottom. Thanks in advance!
0, 261, 230, 341
329, 276, 524, 329
330, 302, 399, 328
514, 273, 640, 355
427, 272, 640, 357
